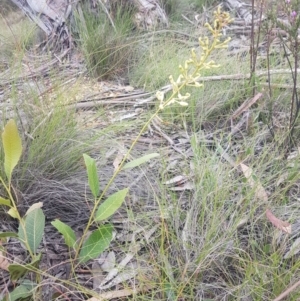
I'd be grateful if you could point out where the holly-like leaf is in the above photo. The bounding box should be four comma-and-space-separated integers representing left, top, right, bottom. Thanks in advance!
2, 119, 22, 183
51, 219, 78, 249
83, 154, 100, 198
95, 188, 128, 222
79, 224, 113, 263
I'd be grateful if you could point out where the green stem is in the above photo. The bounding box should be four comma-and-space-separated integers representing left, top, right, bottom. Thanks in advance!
75, 103, 165, 259
75, 27, 226, 260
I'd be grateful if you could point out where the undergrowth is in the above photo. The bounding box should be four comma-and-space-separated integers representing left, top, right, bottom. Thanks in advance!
1, 2, 300, 301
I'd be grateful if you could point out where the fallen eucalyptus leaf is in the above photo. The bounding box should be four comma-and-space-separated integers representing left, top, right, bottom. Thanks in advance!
266, 209, 291, 234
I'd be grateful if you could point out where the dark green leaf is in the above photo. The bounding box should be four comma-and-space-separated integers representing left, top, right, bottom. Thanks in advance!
79, 224, 113, 263
5, 284, 32, 301
95, 188, 128, 222
0, 232, 18, 238
8, 264, 28, 281
8, 254, 41, 281
51, 219, 77, 249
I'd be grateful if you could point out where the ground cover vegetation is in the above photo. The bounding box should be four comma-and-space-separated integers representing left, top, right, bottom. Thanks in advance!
1, 0, 300, 300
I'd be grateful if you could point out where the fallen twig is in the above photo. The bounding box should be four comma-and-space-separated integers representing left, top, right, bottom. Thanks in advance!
272, 279, 300, 301
86, 284, 155, 301
136, 69, 300, 105
151, 118, 174, 145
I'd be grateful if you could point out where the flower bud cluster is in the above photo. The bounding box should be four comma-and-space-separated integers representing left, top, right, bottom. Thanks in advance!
157, 7, 233, 110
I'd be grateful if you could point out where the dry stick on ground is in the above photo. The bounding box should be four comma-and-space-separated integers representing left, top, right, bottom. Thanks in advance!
231, 92, 263, 120
86, 284, 155, 301
72, 92, 153, 109
0, 49, 70, 86
69, 68, 300, 111
135, 68, 300, 106
151, 118, 174, 145
272, 279, 300, 301
165, 68, 300, 85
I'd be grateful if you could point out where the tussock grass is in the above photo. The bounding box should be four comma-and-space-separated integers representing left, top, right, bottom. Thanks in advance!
0, 13, 40, 64
73, 3, 137, 80
0, 80, 91, 222
129, 33, 194, 90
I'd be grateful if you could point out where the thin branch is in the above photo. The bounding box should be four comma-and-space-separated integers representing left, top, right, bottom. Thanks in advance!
273, 279, 300, 301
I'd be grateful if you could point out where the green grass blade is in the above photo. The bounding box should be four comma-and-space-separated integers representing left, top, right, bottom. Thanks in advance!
95, 188, 128, 222
2, 119, 23, 182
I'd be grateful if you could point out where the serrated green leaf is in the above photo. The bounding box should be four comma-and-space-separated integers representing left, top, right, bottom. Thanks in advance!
7, 208, 18, 219
51, 219, 77, 249
122, 153, 160, 170
0, 232, 18, 238
79, 224, 113, 263
0, 197, 11, 207
83, 153, 100, 198
18, 208, 45, 254
2, 119, 22, 182
8, 254, 41, 281
95, 188, 128, 222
